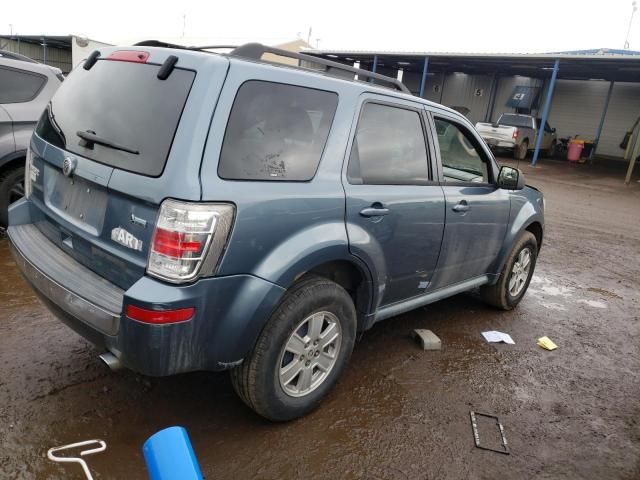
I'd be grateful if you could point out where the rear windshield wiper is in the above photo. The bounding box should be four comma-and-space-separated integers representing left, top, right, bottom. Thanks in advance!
77, 130, 139, 155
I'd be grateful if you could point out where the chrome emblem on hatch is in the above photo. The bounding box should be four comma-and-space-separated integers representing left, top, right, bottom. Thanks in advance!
62, 156, 77, 177
111, 227, 143, 251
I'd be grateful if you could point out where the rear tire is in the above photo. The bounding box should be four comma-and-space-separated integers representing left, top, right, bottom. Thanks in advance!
481, 231, 537, 310
230, 275, 357, 421
513, 140, 528, 160
0, 166, 25, 228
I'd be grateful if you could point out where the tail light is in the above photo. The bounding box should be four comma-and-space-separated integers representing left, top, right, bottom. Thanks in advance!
512, 129, 519, 140
24, 147, 33, 199
147, 199, 235, 283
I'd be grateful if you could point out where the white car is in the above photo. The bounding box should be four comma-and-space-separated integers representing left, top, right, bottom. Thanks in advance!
476, 113, 557, 160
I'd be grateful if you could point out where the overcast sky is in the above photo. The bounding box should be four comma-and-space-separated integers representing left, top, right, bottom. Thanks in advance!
3, 0, 639, 53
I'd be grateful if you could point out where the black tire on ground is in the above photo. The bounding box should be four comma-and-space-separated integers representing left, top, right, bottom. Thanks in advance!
230, 275, 357, 421
513, 140, 528, 160
545, 140, 557, 158
480, 231, 538, 310
0, 166, 25, 228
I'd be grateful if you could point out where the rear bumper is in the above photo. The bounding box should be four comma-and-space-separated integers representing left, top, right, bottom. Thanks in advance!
9, 223, 123, 337
483, 138, 517, 149
8, 202, 285, 376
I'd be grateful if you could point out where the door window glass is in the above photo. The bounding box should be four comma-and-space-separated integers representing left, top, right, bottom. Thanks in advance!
348, 103, 429, 185
434, 118, 489, 183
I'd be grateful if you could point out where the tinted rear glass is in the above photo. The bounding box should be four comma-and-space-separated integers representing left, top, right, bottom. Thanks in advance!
498, 114, 532, 128
36, 59, 195, 177
348, 103, 429, 185
0, 66, 47, 103
218, 81, 338, 181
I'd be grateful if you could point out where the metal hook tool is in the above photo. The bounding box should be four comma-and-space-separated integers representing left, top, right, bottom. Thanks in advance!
47, 439, 107, 480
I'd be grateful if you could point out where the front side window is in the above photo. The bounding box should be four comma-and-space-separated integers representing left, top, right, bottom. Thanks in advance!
218, 81, 338, 181
348, 103, 429, 185
0, 67, 47, 103
434, 118, 489, 183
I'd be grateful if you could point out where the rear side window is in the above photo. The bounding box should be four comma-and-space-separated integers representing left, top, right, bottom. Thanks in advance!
35, 59, 195, 177
0, 66, 47, 103
347, 103, 430, 185
218, 81, 338, 181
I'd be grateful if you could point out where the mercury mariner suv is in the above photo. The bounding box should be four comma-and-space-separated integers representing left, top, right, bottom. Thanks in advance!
8, 43, 544, 421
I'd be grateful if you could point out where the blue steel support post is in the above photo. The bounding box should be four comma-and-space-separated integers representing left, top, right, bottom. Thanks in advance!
590, 80, 614, 161
419, 57, 429, 98
531, 59, 559, 166
369, 55, 378, 83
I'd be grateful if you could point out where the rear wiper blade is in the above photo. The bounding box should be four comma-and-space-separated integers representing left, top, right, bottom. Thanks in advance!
77, 130, 139, 155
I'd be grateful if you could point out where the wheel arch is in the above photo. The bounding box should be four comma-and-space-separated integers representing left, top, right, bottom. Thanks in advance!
489, 200, 544, 282
303, 259, 374, 332
0, 149, 26, 172
525, 220, 543, 250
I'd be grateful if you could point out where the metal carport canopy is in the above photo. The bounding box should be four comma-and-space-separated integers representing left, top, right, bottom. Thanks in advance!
304, 49, 640, 82
305, 49, 640, 169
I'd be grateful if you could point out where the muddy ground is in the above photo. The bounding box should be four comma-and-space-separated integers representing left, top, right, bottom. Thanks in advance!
1, 158, 639, 479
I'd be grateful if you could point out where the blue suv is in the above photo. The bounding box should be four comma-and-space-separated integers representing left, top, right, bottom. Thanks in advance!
8, 43, 544, 420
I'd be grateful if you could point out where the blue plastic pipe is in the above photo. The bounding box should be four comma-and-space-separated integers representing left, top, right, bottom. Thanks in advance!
143, 427, 203, 480
531, 59, 559, 166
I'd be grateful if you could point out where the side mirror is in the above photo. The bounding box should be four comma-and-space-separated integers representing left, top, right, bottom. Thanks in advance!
497, 166, 525, 190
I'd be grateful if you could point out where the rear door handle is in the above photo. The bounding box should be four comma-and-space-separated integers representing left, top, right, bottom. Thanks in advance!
452, 201, 470, 213
360, 205, 390, 217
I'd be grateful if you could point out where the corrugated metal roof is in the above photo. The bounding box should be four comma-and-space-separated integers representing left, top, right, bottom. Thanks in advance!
304, 48, 640, 61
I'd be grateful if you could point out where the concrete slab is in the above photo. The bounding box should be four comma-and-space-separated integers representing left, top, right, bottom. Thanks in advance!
413, 329, 442, 350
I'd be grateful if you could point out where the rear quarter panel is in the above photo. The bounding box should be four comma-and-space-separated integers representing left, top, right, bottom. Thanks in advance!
200, 60, 365, 289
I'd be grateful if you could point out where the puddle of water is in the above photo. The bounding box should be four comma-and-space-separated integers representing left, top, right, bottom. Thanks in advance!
577, 299, 607, 309
529, 276, 574, 298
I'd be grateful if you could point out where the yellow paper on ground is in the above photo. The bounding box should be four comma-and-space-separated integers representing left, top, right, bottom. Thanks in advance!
537, 336, 558, 351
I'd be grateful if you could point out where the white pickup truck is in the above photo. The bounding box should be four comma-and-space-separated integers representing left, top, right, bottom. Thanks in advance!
476, 113, 557, 160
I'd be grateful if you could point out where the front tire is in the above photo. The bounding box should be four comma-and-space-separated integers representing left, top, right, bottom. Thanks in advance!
231, 275, 357, 421
481, 231, 538, 310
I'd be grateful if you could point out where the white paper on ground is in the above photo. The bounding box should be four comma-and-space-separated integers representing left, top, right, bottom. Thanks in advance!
482, 330, 515, 344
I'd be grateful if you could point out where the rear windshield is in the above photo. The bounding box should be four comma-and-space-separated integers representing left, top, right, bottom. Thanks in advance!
497, 114, 532, 128
36, 59, 195, 177
218, 80, 338, 181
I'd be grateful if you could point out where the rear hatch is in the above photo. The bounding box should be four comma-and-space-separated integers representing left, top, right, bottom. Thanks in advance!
26, 48, 226, 290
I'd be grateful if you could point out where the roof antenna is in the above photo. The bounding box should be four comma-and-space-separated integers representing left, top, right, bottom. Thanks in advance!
624, 1, 637, 49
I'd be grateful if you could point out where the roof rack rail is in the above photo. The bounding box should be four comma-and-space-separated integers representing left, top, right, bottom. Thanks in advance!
133, 40, 237, 51
230, 43, 410, 94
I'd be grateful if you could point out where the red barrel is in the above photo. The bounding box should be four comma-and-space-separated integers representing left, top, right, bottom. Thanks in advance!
567, 142, 584, 162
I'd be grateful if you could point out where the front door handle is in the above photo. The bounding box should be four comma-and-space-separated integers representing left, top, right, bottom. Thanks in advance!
360, 205, 390, 217
452, 201, 470, 213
